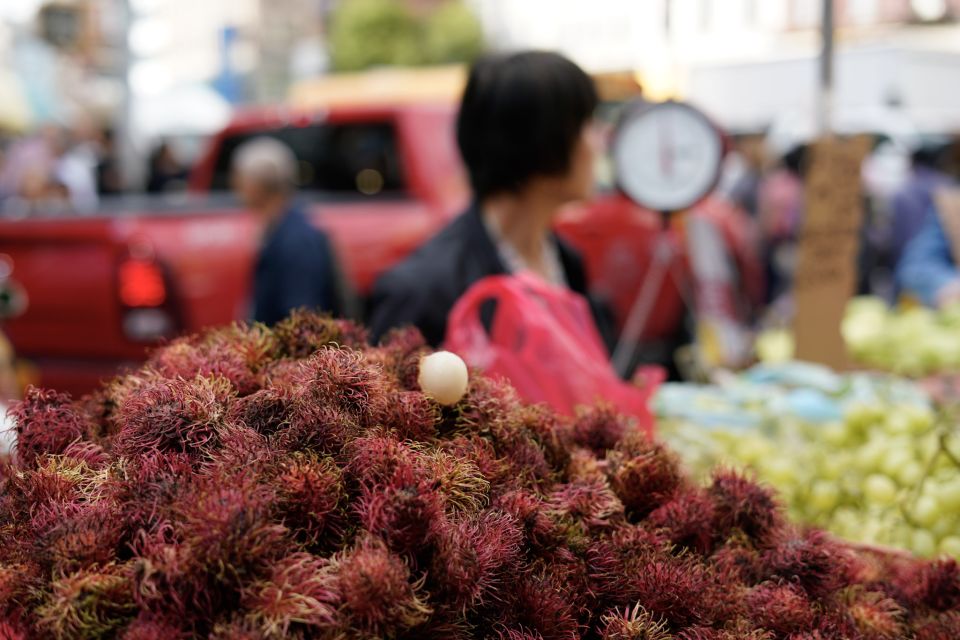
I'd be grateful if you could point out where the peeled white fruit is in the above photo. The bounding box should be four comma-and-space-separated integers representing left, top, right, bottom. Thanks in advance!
418, 351, 469, 406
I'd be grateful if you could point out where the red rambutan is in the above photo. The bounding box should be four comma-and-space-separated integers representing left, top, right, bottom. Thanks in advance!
227, 388, 293, 437
357, 479, 443, 555
273, 453, 348, 551
607, 436, 684, 521
499, 570, 582, 640
10, 387, 89, 467
330, 536, 431, 636
113, 374, 235, 459
571, 404, 633, 457
647, 488, 718, 554
744, 581, 816, 635
273, 311, 368, 358
548, 479, 625, 532
902, 558, 960, 612
36, 563, 137, 640
428, 510, 523, 610
599, 603, 671, 640
708, 468, 784, 548
240, 552, 338, 637
424, 449, 490, 516
912, 611, 960, 640
119, 614, 189, 640
763, 530, 851, 600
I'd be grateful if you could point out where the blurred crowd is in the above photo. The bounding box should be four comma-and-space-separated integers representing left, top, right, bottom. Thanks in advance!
0, 121, 189, 217
718, 131, 960, 310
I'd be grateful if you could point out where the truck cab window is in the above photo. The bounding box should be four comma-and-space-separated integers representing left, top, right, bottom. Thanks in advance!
210, 123, 405, 197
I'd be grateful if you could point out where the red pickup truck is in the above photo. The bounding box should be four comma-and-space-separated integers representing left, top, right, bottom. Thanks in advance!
0, 102, 761, 396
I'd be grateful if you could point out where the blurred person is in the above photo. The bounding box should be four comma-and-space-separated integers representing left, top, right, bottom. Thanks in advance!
757, 145, 806, 304
897, 202, 960, 308
233, 137, 349, 325
96, 127, 123, 196
889, 144, 954, 268
368, 51, 611, 347
146, 141, 187, 193
54, 126, 99, 213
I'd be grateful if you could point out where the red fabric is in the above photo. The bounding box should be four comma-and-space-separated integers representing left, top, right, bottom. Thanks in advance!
445, 272, 659, 435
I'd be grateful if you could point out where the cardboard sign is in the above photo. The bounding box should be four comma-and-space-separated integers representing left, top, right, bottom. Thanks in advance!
793, 136, 871, 369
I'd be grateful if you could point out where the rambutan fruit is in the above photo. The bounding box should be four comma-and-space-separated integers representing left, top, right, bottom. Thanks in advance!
371, 326, 430, 391
10, 387, 89, 467
495, 627, 546, 640
913, 611, 960, 640
619, 552, 735, 629
566, 446, 608, 484
547, 479, 625, 532
175, 475, 288, 589
763, 530, 850, 600
0, 561, 42, 615
343, 431, 425, 493
494, 490, 563, 553
428, 510, 523, 610
708, 535, 764, 587
113, 374, 235, 459
240, 552, 338, 637
329, 536, 431, 636
499, 570, 582, 640
842, 588, 906, 639
0, 619, 27, 640
61, 440, 110, 469
902, 558, 960, 612
109, 451, 194, 533
647, 488, 717, 554
708, 468, 784, 548
119, 614, 189, 640
276, 401, 361, 457
273, 311, 368, 358
439, 436, 511, 493
379, 390, 440, 442
357, 479, 443, 555
147, 322, 276, 397
206, 618, 270, 640
424, 449, 490, 516
599, 604, 671, 640
571, 404, 633, 457
744, 582, 816, 635
273, 453, 348, 551
227, 387, 293, 437
38, 501, 125, 575
607, 436, 684, 521
36, 563, 137, 640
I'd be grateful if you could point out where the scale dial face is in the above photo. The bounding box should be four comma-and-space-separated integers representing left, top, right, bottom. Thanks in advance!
613, 101, 724, 212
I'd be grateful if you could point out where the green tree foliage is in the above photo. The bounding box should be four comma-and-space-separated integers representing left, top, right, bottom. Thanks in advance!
424, 1, 485, 64
330, 0, 485, 71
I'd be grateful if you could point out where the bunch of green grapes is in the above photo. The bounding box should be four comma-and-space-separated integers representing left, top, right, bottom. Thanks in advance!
660, 401, 960, 559
843, 297, 960, 376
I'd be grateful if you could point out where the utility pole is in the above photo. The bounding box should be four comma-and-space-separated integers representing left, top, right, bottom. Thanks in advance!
819, 0, 834, 136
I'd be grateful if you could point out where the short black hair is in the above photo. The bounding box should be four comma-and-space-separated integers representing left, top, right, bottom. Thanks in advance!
456, 51, 599, 200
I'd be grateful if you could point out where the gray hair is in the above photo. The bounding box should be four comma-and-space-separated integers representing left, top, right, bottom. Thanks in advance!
232, 137, 298, 193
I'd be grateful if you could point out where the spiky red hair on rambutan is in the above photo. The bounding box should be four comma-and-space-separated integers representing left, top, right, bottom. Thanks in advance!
329, 536, 431, 636
112, 373, 235, 459
10, 387, 90, 466
607, 432, 685, 521
708, 468, 785, 548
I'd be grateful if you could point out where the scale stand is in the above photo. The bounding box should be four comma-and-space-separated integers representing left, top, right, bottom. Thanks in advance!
611, 215, 693, 379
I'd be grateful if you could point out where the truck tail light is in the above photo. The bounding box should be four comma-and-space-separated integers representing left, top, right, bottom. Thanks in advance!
116, 250, 180, 342
119, 259, 166, 308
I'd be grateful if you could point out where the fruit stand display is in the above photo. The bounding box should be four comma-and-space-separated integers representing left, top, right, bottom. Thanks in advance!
657, 362, 960, 561
3, 313, 960, 639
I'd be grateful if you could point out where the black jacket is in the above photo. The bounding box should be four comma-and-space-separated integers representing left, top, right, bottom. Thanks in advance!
368, 205, 613, 349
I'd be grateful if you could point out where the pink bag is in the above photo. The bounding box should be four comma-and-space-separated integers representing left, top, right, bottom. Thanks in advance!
444, 272, 659, 435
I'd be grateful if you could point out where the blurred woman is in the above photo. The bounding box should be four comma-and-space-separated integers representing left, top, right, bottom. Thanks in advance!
369, 51, 610, 347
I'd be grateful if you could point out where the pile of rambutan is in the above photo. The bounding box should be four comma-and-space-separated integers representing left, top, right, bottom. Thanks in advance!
2, 310, 959, 639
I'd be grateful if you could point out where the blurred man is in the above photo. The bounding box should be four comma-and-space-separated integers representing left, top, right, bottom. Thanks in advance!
897, 201, 960, 308
890, 144, 954, 268
233, 137, 347, 325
